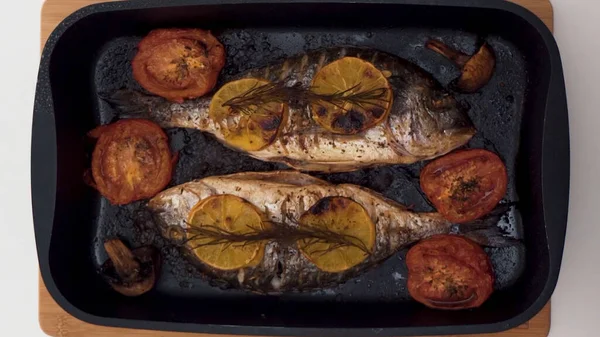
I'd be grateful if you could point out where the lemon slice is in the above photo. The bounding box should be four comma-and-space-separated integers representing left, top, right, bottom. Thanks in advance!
209, 78, 286, 151
187, 194, 267, 270
298, 196, 376, 272
310, 57, 393, 134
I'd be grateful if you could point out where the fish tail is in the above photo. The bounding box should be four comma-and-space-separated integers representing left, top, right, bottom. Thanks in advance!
99, 89, 166, 119
456, 203, 520, 247
99, 90, 208, 129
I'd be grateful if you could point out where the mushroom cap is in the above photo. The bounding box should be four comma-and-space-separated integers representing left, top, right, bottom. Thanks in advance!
454, 43, 496, 93
101, 245, 161, 297
426, 39, 496, 93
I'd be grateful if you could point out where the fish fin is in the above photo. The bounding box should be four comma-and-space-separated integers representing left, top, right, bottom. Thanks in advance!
221, 171, 332, 186
98, 89, 167, 120
456, 203, 520, 247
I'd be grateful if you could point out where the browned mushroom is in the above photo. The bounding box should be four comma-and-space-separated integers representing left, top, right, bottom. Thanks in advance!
100, 239, 161, 296
426, 39, 495, 93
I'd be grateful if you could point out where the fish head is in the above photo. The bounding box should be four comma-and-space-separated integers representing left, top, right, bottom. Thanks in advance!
387, 79, 475, 159
145, 186, 205, 244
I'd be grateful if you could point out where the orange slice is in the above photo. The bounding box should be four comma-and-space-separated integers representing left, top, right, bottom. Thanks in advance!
310, 57, 393, 134
187, 194, 267, 270
209, 78, 286, 151
298, 196, 376, 272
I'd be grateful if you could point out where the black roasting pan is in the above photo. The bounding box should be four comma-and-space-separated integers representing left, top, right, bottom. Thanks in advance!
31, 0, 569, 336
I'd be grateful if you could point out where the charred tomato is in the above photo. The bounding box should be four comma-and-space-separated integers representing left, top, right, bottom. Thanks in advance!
406, 234, 494, 310
88, 119, 176, 205
420, 148, 507, 223
132, 28, 226, 102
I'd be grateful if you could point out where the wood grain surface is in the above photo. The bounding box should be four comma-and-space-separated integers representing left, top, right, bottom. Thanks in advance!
38, 0, 554, 336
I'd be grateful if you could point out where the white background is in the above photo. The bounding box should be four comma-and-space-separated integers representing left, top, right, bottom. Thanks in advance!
0, 0, 598, 336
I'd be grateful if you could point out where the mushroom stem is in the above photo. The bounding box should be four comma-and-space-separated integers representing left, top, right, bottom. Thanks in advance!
425, 40, 471, 68
103, 239, 140, 282
100, 240, 160, 297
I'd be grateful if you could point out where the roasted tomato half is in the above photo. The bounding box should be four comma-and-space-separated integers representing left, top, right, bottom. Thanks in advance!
132, 28, 226, 102
420, 148, 507, 223
406, 234, 494, 310
88, 119, 176, 205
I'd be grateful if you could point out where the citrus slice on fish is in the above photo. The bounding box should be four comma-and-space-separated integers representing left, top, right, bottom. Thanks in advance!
310, 57, 393, 134
298, 196, 376, 272
209, 78, 286, 151
186, 194, 267, 270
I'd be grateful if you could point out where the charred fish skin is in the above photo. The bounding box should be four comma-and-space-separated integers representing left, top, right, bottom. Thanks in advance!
148, 171, 453, 293
111, 47, 475, 172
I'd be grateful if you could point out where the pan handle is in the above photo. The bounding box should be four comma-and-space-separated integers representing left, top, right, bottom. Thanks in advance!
541, 57, 569, 282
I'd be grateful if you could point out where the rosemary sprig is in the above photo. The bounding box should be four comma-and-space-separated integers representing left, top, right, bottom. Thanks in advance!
293, 223, 372, 257
319, 84, 389, 113
221, 80, 389, 116
221, 81, 300, 115
177, 219, 372, 256
183, 224, 276, 248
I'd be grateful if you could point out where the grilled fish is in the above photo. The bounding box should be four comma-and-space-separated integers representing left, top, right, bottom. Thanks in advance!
111, 47, 475, 172
148, 171, 496, 293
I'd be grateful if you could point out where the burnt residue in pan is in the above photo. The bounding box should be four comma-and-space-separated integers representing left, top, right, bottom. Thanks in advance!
92, 28, 526, 301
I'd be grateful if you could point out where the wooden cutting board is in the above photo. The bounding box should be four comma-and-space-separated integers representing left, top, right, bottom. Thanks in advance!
38, 0, 553, 336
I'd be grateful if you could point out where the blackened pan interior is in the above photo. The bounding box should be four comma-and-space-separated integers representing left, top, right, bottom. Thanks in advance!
32, 1, 569, 336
